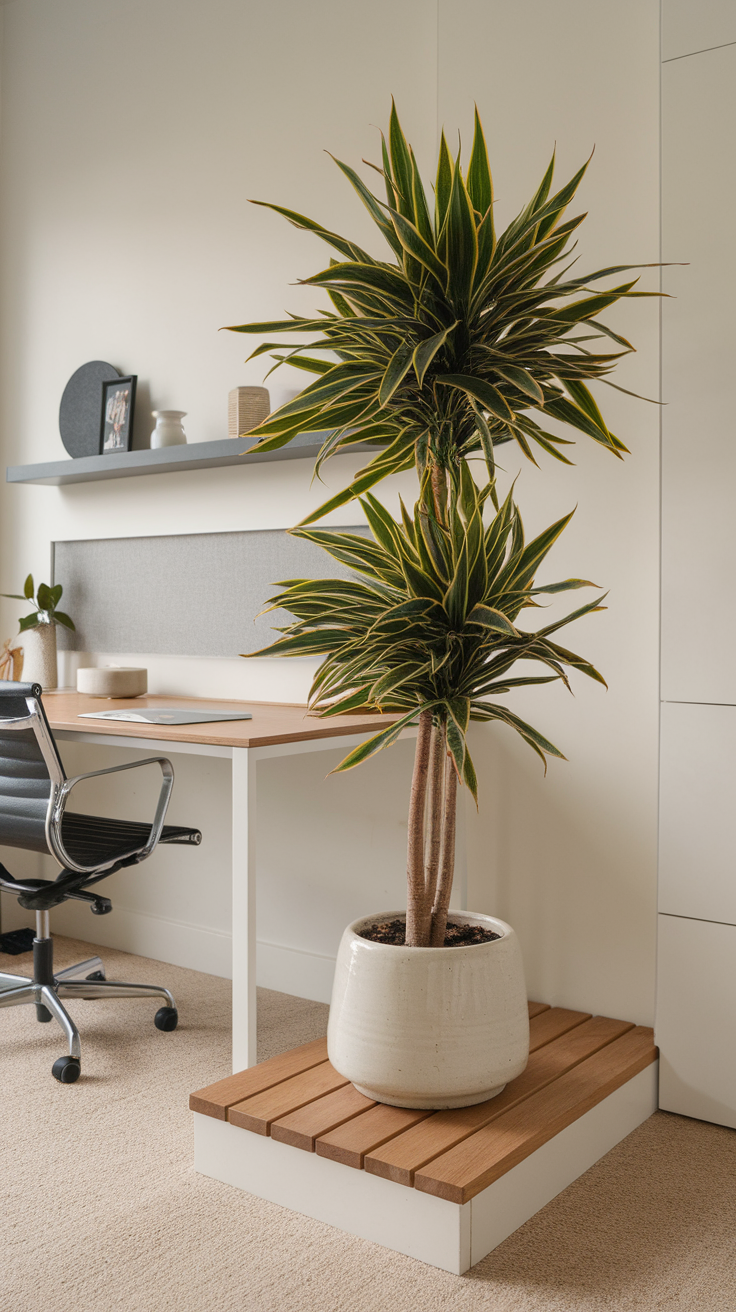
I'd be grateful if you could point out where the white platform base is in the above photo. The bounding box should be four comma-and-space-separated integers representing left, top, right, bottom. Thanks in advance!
194, 1061, 658, 1274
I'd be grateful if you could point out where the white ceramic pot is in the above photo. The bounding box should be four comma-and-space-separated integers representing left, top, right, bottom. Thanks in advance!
327, 910, 530, 1109
150, 410, 187, 447
20, 622, 58, 690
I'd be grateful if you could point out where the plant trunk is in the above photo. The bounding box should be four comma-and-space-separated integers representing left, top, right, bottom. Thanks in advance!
430, 464, 447, 525
405, 709, 433, 946
418, 721, 445, 943
430, 755, 458, 947
406, 714, 460, 948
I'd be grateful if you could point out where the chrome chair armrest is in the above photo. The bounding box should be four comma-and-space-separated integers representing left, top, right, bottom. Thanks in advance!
50, 756, 175, 871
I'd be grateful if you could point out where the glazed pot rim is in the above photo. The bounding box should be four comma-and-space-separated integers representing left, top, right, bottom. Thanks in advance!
347, 909, 512, 952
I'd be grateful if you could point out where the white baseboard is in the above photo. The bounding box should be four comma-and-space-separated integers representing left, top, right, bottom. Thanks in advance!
4, 898, 233, 978
1, 894, 336, 1000
255, 939, 336, 1003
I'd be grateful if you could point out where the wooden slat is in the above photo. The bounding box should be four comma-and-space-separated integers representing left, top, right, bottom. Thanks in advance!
414, 1026, 657, 1204
527, 1000, 551, 1019
189, 1037, 328, 1120
316, 1104, 431, 1169
364, 1015, 634, 1186
529, 1006, 592, 1052
528, 1006, 591, 1052
272, 1084, 376, 1151
228, 1061, 348, 1135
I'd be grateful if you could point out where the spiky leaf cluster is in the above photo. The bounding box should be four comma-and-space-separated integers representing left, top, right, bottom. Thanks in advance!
245, 467, 606, 795
227, 103, 656, 523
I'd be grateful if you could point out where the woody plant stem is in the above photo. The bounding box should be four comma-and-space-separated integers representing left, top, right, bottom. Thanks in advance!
404, 709, 459, 947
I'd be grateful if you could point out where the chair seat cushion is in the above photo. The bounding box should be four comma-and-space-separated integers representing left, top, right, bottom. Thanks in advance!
60, 811, 201, 867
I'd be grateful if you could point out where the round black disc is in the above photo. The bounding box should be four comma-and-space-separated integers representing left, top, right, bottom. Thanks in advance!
59, 360, 120, 458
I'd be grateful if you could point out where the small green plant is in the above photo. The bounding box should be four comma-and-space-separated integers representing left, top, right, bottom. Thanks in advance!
248, 467, 604, 947
1, 575, 75, 633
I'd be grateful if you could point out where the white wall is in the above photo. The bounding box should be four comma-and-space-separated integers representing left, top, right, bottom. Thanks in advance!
0, 1, 661, 1022
443, 1, 661, 1024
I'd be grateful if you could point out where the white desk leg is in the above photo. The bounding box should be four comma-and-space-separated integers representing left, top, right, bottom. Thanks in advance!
232, 746, 257, 1072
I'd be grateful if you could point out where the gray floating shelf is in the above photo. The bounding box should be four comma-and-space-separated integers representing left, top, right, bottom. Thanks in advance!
5, 431, 363, 487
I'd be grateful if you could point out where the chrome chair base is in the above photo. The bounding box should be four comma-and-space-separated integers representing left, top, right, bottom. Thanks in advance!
0, 914, 177, 1079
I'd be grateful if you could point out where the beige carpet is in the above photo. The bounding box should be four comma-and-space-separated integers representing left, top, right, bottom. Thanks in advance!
2, 936, 736, 1312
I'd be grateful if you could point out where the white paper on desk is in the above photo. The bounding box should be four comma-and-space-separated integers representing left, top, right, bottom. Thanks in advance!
78, 709, 253, 725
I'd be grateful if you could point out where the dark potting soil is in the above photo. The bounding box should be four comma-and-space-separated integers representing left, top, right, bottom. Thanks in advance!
358, 918, 501, 947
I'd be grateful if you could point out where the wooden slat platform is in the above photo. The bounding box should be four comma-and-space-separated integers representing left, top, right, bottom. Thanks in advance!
190, 1001, 657, 1205
189, 1037, 328, 1119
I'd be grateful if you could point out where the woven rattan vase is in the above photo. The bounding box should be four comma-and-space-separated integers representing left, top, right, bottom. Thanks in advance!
228, 387, 270, 437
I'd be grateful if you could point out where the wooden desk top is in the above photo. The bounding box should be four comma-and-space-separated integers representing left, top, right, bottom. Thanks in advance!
43, 691, 398, 750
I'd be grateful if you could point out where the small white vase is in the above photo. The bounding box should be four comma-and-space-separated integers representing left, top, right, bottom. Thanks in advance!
150, 410, 187, 447
20, 622, 58, 690
327, 909, 530, 1109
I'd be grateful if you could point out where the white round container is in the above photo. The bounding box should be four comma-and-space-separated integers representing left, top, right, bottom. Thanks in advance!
150, 410, 187, 447
76, 666, 147, 698
327, 910, 529, 1109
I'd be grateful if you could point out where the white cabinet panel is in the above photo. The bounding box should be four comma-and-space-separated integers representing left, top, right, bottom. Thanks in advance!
657, 914, 736, 1126
659, 702, 736, 924
662, 0, 736, 62
661, 46, 736, 704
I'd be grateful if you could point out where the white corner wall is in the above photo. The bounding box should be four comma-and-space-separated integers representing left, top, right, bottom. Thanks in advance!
443, 0, 661, 1024
0, 1, 661, 1023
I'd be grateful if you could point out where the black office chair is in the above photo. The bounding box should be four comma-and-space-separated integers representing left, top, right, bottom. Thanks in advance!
0, 681, 201, 1083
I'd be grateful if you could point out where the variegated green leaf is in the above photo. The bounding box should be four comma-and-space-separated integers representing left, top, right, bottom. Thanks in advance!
228, 103, 657, 507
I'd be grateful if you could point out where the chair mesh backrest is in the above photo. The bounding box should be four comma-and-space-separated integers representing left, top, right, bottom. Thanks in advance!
0, 682, 63, 854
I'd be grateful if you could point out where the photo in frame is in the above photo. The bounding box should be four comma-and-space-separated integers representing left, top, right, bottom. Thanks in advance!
100, 375, 137, 453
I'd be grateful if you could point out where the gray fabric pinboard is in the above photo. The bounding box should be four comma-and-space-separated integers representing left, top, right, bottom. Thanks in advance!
53, 528, 367, 658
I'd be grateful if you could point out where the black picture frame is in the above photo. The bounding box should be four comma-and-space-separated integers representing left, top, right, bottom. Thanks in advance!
100, 375, 137, 454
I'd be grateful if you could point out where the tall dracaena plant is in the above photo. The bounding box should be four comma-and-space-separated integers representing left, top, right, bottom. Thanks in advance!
246, 466, 606, 947
226, 102, 656, 525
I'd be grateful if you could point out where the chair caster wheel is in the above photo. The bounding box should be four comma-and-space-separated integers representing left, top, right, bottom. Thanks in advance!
154, 1006, 178, 1032
52, 1056, 81, 1083
85, 969, 105, 981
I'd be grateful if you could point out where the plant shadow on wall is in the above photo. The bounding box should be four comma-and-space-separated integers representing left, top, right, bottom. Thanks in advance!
227, 103, 659, 1109
465, 712, 649, 1008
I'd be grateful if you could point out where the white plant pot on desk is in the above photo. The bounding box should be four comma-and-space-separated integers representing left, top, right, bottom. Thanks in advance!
20, 622, 57, 690
327, 910, 529, 1109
